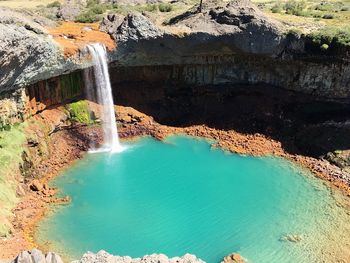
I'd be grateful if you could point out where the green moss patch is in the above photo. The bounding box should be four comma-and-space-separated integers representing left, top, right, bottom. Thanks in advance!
66, 101, 94, 124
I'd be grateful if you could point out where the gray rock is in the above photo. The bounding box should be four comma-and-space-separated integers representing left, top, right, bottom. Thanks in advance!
57, 0, 84, 21
30, 249, 46, 263
99, 14, 125, 36
12, 251, 64, 263
45, 252, 64, 263
0, 7, 91, 92
15, 251, 33, 263
115, 13, 164, 42
72, 250, 205, 263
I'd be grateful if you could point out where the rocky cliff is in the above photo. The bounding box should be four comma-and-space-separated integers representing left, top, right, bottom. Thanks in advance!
100, 0, 350, 99
0, 0, 349, 163
0, 8, 90, 92
1, 0, 349, 99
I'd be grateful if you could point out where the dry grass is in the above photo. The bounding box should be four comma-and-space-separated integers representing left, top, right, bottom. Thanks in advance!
252, 0, 350, 32
0, 0, 63, 9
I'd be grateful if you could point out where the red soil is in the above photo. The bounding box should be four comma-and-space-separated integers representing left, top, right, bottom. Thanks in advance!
48, 22, 116, 57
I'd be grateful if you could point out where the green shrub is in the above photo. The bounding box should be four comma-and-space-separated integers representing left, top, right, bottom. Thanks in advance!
87, 0, 100, 8
295, 10, 313, 16
287, 28, 303, 37
90, 5, 106, 14
314, 1, 348, 12
145, 4, 158, 12
284, 0, 307, 15
315, 2, 336, 12
308, 26, 350, 47
66, 101, 93, 124
158, 3, 173, 12
75, 10, 100, 23
47, 1, 61, 8
271, 3, 283, 13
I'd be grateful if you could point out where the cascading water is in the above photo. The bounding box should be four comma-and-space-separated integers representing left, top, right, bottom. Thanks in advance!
86, 43, 123, 153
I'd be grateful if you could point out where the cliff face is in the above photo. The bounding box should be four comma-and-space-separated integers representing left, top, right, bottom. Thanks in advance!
0, 8, 93, 92
101, 0, 349, 99
0, 1, 349, 158
0, 0, 349, 101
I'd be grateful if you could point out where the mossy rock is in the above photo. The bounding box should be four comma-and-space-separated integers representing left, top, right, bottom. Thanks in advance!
65, 101, 94, 124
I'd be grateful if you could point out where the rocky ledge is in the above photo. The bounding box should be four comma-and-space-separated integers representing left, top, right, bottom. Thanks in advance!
11, 249, 207, 263
11, 249, 246, 263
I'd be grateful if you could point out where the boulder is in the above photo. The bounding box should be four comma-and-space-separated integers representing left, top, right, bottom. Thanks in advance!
222, 253, 246, 263
15, 251, 33, 263
57, 0, 84, 21
29, 179, 43, 192
99, 14, 125, 36
45, 252, 64, 263
72, 250, 205, 263
115, 12, 164, 42
30, 249, 46, 263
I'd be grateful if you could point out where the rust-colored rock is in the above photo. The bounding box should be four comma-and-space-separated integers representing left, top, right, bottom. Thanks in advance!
222, 253, 246, 263
29, 180, 43, 192
48, 22, 116, 57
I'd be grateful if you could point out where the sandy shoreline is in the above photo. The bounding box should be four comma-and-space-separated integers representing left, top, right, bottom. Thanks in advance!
0, 106, 349, 261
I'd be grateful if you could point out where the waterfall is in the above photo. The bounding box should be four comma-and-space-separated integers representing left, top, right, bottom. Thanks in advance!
86, 43, 123, 153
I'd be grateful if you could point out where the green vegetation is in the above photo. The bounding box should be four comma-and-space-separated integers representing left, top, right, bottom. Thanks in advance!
46, 0, 61, 8
60, 72, 83, 100
90, 4, 106, 15
271, 2, 283, 13
144, 3, 158, 12
66, 101, 94, 124
86, 0, 100, 8
308, 26, 350, 47
158, 3, 173, 12
75, 10, 100, 23
284, 0, 307, 15
75, 0, 109, 23
287, 27, 303, 37
266, 0, 349, 21
71, 0, 177, 22
0, 124, 26, 236
320, 43, 329, 50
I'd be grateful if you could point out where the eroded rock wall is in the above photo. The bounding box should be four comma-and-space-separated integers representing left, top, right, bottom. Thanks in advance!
0, 71, 84, 129
109, 55, 350, 99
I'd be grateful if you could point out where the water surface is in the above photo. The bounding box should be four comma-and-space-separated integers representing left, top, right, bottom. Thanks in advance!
37, 136, 350, 262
